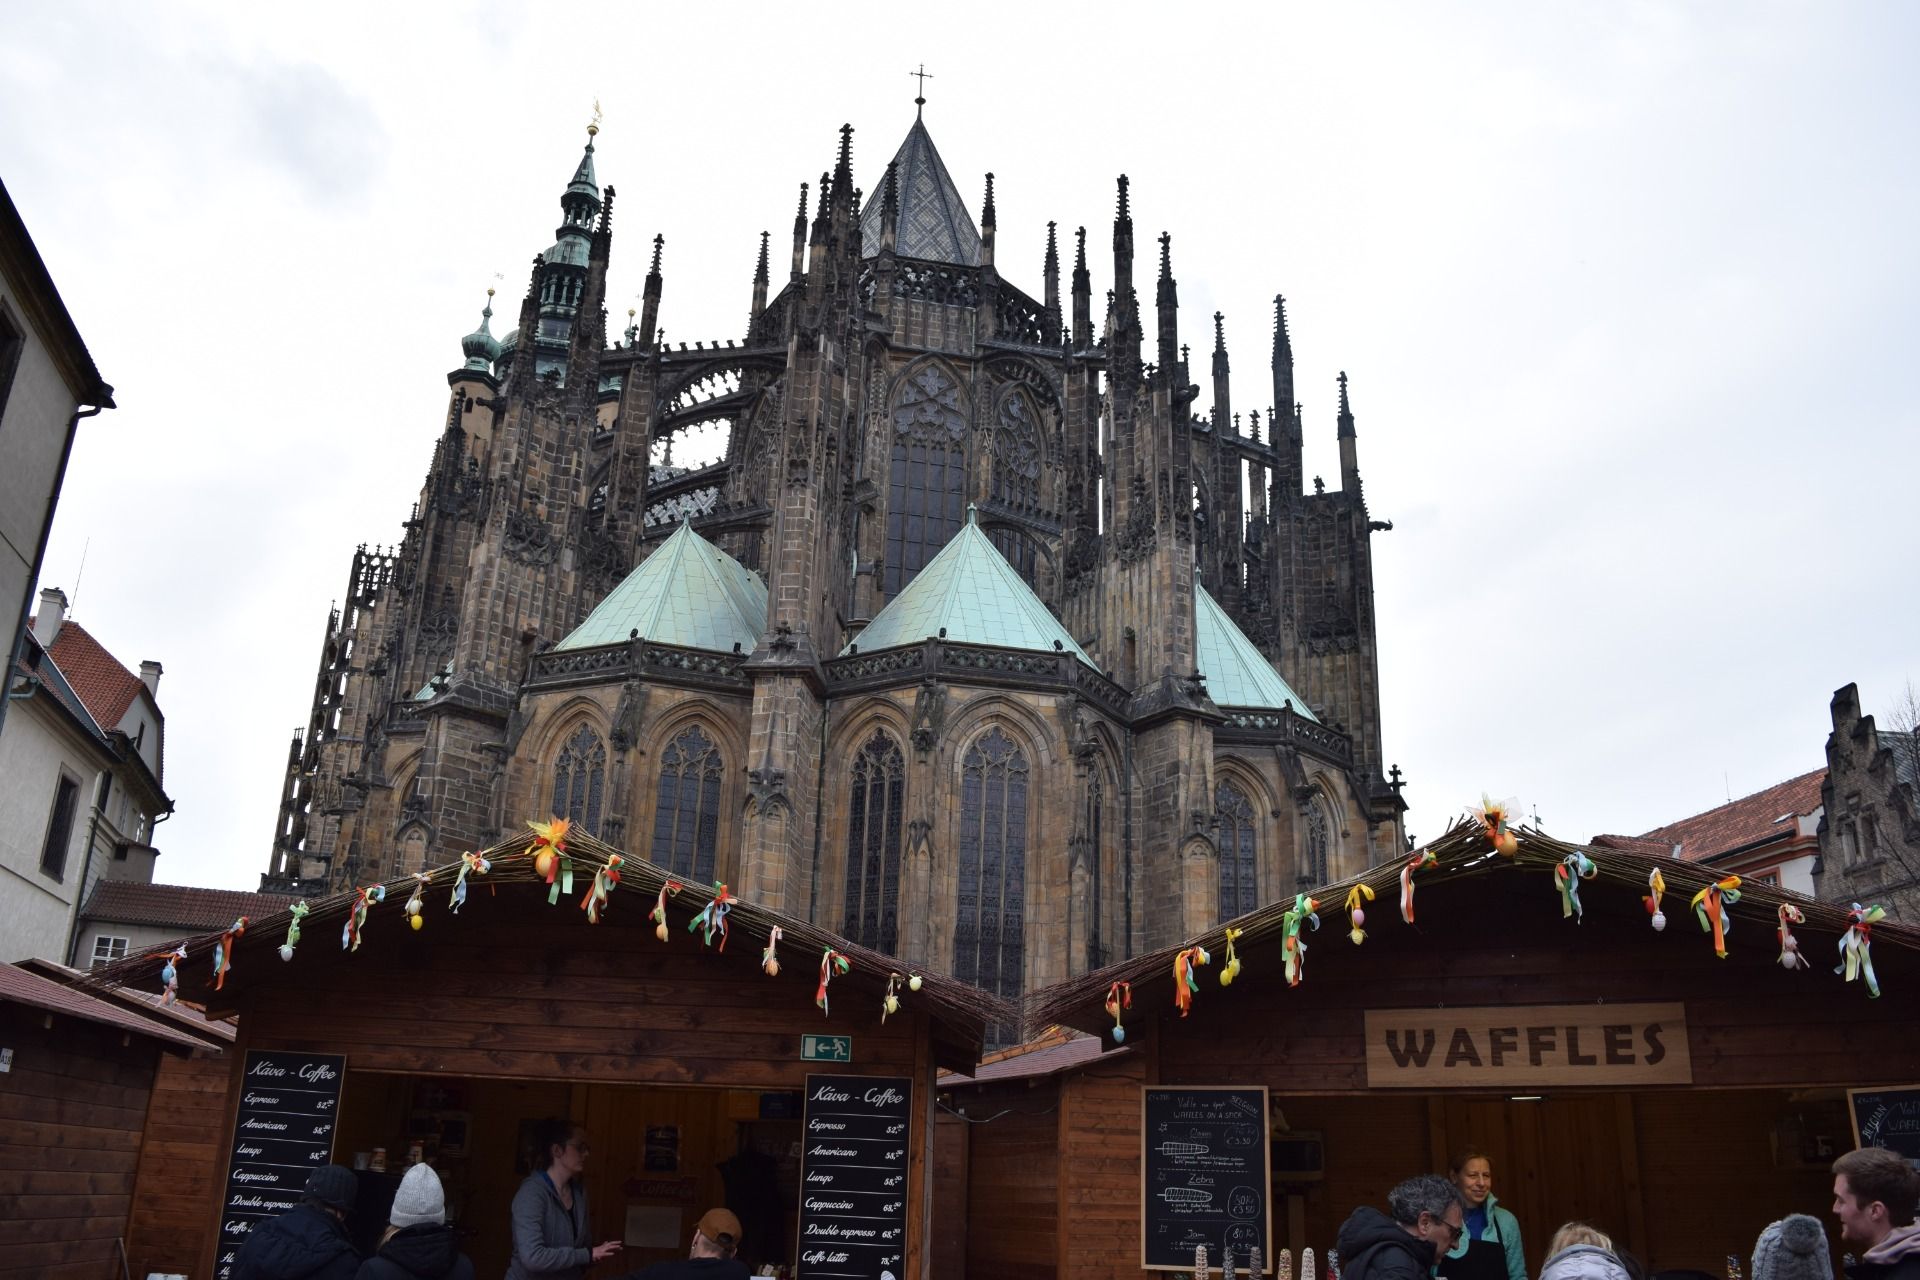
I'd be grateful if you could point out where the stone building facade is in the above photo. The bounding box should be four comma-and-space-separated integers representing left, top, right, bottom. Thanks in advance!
1815, 683, 1920, 922
263, 108, 1406, 1010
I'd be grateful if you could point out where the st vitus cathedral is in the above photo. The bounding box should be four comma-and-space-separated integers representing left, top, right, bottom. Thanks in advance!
263, 104, 1407, 1009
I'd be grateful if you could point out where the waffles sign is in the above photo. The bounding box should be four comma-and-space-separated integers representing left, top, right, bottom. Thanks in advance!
1363, 1003, 1691, 1088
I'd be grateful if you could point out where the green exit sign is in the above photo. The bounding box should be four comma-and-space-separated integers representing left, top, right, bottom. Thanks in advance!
801, 1034, 852, 1062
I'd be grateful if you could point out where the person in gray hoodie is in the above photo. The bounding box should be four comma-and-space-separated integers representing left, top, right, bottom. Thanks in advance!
505, 1118, 623, 1280
1833, 1148, 1920, 1280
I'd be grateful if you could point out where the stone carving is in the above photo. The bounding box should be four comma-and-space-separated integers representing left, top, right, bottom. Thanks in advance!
610, 678, 650, 753
503, 507, 556, 565
747, 763, 791, 817
910, 678, 947, 754
892, 365, 967, 442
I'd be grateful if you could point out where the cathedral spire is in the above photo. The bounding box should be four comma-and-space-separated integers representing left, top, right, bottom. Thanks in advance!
879, 161, 900, 255
1112, 177, 1138, 366
1210, 311, 1230, 429
1337, 370, 1360, 486
1071, 225, 1091, 347
979, 172, 996, 267
638, 234, 663, 350
1043, 220, 1061, 341
751, 230, 770, 328
459, 288, 502, 375
833, 124, 855, 212
1156, 231, 1179, 378
791, 182, 809, 280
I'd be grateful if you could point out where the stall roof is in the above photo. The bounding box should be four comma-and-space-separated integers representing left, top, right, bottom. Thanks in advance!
15, 956, 233, 1046
89, 826, 1017, 1069
1026, 815, 1920, 1037
2, 961, 210, 1051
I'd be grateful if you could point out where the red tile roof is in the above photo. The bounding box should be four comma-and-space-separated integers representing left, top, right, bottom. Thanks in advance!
0, 961, 208, 1049
81, 881, 300, 935
14, 957, 233, 1044
41, 619, 149, 731
1596, 768, 1826, 863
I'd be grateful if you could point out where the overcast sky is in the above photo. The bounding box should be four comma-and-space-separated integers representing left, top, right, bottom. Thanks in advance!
3, 2, 1915, 888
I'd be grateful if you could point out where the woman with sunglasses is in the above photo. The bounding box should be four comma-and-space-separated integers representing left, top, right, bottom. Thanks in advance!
1436, 1147, 1525, 1280
506, 1118, 624, 1280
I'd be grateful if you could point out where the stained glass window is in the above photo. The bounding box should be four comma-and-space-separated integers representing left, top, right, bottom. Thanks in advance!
843, 732, 906, 954
988, 392, 1044, 585
884, 366, 968, 595
551, 725, 606, 837
1216, 781, 1258, 921
1305, 800, 1331, 887
955, 728, 1029, 1041
651, 726, 723, 881
1085, 767, 1108, 969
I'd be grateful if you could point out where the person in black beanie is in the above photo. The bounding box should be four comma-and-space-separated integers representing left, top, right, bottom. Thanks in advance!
234, 1163, 362, 1280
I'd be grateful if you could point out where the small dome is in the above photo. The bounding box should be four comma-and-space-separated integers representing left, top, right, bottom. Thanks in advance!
460, 293, 502, 371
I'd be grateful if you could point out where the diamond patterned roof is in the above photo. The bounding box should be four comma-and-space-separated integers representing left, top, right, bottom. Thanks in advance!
860, 117, 982, 266
1195, 586, 1319, 721
846, 509, 1093, 666
557, 522, 767, 653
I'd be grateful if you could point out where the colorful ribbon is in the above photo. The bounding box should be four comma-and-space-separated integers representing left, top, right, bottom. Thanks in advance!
762, 926, 782, 976
1220, 927, 1244, 986
450, 851, 490, 913
1400, 850, 1436, 924
213, 917, 247, 991
1555, 852, 1597, 920
1480, 795, 1519, 856
816, 948, 851, 1014
1776, 903, 1807, 970
1836, 903, 1885, 997
342, 884, 385, 952
1282, 894, 1320, 988
1345, 884, 1374, 945
688, 883, 735, 951
1644, 868, 1667, 930
1690, 875, 1742, 958
882, 972, 904, 1023
528, 817, 573, 905
651, 880, 682, 941
279, 901, 309, 962
1105, 981, 1132, 1043
160, 944, 186, 1005
1173, 945, 1211, 1017
580, 855, 623, 924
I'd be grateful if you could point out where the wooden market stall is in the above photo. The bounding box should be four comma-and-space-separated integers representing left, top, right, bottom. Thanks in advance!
93, 826, 1008, 1280
993, 817, 1920, 1280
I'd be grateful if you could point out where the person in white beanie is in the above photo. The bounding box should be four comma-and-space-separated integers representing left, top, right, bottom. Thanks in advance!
354, 1163, 475, 1280
1752, 1215, 1833, 1280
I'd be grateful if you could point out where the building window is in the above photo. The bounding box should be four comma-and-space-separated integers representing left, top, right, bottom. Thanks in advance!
842, 732, 905, 954
651, 725, 723, 881
954, 728, 1029, 1037
1305, 801, 1332, 886
988, 391, 1044, 585
40, 774, 80, 880
551, 725, 607, 837
91, 935, 129, 966
884, 366, 968, 595
1085, 767, 1108, 969
1752, 872, 1780, 887
1216, 781, 1259, 921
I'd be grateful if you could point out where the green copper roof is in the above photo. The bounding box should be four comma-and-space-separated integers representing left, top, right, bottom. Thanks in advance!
1195, 586, 1318, 720
557, 522, 766, 653
847, 508, 1093, 666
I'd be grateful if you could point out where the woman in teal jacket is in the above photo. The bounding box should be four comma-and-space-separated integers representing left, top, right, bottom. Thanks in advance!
1437, 1147, 1525, 1280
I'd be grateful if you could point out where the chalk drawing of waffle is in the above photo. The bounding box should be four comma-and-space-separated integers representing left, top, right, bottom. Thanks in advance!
1158, 1141, 1210, 1156
1160, 1186, 1214, 1207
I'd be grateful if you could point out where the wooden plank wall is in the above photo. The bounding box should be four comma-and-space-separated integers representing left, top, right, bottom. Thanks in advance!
0, 1004, 161, 1278
959, 1086, 1059, 1280
211, 900, 937, 1279
931, 1109, 969, 1280
124, 1046, 229, 1279
1056, 1053, 1144, 1280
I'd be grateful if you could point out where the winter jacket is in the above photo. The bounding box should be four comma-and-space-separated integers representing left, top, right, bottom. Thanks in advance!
1440, 1193, 1525, 1280
354, 1224, 477, 1280
1336, 1205, 1438, 1280
1848, 1225, 1920, 1280
1540, 1244, 1631, 1280
233, 1202, 362, 1280
505, 1171, 593, 1280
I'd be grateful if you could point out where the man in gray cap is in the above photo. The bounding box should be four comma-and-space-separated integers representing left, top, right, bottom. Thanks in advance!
233, 1163, 362, 1280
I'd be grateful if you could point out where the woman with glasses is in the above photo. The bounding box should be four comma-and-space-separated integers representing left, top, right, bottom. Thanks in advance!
506, 1118, 624, 1280
1437, 1147, 1525, 1280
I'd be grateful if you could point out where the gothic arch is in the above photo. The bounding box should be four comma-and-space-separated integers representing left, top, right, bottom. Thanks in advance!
937, 693, 1063, 776
948, 721, 1036, 1034
1298, 770, 1349, 886
839, 729, 909, 956
819, 698, 918, 922
884, 356, 973, 596
641, 699, 749, 882
547, 720, 610, 839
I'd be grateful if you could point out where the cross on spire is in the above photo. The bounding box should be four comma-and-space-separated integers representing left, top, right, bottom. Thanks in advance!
910, 63, 934, 115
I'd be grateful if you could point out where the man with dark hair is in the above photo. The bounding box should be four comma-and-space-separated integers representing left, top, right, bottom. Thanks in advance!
1337, 1174, 1467, 1280
1833, 1148, 1920, 1280
619, 1207, 751, 1280
232, 1163, 361, 1280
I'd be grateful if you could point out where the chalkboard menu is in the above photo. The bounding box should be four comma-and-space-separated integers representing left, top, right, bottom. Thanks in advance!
1850, 1085, 1920, 1167
215, 1050, 348, 1280
1142, 1086, 1272, 1272
795, 1073, 912, 1280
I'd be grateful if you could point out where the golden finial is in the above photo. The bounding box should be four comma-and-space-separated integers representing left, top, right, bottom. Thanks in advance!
486, 287, 496, 298
588, 99, 603, 137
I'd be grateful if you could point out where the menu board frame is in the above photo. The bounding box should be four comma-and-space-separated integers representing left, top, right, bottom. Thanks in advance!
1141, 1084, 1273, 1272
794, 1072, 914, 1280
214, 1049, 348, 1280
1849, 1084, 1920, 1166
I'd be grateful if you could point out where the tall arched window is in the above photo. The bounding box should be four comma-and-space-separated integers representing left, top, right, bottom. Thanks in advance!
954, 728, 1029, 1030
1216, 781, 1258, 921
988, 391, 1045, 584
1305, 800, 1332, 887
1084, 767, 1108, 969
843, 732, 906, 954
885, 366, 968, 595
551, 725, 607, 837
650, 726, 723, 881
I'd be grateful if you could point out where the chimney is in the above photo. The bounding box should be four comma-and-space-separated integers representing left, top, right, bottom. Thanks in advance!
32, 588, 67, 647
139, 660, 162, 697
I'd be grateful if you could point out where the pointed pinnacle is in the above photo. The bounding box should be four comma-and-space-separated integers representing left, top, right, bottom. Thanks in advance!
1074, 226, 1088, 271
1213, 311, 1225, 353
796, 182, 810, 221
649, 234, 664, 276
835, 124, 854, 186
754, 231, 770, 283
1045, 220, 1059, 262
1116, 175, 1131, 222
1338, 371, 1352, 414
982, 172, 996, 226
882, 160, 900, 215
1158, 231, 1172, 278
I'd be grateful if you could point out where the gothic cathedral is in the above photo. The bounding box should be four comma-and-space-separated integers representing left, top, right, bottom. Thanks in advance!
263, 108, 1406, 1010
